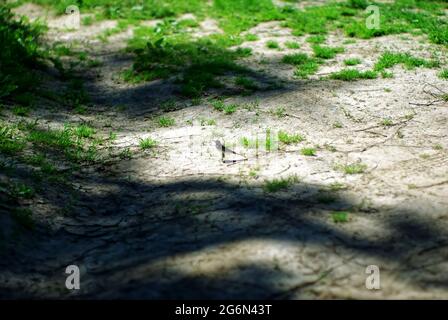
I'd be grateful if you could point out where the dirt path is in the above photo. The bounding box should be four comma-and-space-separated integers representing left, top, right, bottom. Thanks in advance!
2, 3, 448, 299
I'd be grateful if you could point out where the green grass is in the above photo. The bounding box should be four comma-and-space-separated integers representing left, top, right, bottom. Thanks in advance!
266, 40, 280, 49
199, 118, 216, 126
0, 7, 45, 101
333, 121, 343, 128
109, 0, 448, 94
241, 137, 254, 148
341, 162, 367, 174
25, 123, 101, 164
124, 34, 250, 97
0, 122, 25, 155
307, 35, 326, 44
223, 104, 238, 114
235, 76, 259, 91
329, 182, 348, 191
158, 116, 175, 127
278, 131, 304, 144
11, 182, 35, 199
282, 53, 320, 79
160, 99, 178, 112
343, 58, 361, 66
282, 53, 309, 65
119, 148, 132, 160
273, 106, 286, 118
329, 69, 378, 81
211, 99, 226, 111
374, 52, 440, 71
12, 106, 30, 117
438, 69, 448, 79
285, 41, 300, 49
294, 61, 319, 79
312, 45, 344, 59
264, 175, 300, 192
74, 124, 95, 138
210, 99, 238, 114
331, 211, 349, 223
381, 118, 394, 126
139, 138, 157, 150
29, 0, 448, 48
245, 33, 259, 41
300, 147, 316, 156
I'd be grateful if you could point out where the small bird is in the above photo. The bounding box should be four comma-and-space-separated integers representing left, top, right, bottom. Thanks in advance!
214, 140, 247, 163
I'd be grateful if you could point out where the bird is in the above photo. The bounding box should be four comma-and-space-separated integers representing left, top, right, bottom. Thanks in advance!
214, 140, 247, 164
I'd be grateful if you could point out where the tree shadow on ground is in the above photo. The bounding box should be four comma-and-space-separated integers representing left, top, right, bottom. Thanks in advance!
2, 28, 448, 299
1, 164, 448, 298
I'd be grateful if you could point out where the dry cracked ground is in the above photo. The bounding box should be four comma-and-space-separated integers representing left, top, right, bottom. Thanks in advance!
1, 1, 448, 299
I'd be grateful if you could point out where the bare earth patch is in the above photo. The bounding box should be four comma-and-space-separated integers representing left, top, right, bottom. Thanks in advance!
2, 2, 448, 299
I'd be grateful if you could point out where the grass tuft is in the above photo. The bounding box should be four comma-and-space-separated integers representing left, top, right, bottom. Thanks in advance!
329, 69, 377, 81
264, 175, 300, 192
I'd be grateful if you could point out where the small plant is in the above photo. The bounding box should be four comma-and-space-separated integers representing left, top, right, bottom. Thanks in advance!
109, 131, 117, 141
329, 182, 348, 191
235, 76, 258, 91
158, 116, 175, 127
282, 53, 320, 79
200, 118, 216, 126
160, 99, 177, 112
341, 162, 367, 174
211, 99, 225, 111
12, 106, 30, 117
278, 131, 304, 144
374, 52, 439, 72
347, 0, 368, 9
249, 166, 260, 177
381, 118, 393, 126
331, 211, 349, 223
139, 138, 157, 150
343, 58, 361, 66
223, 104, 238, 115
381, 71, 394, 78
295, 61, 319, 79
74, 124, 95, 138
74, 104, 88, 114
12, 183, 35, 199
191, 97, 202, 106
307, 35, 326, 44
282, 53, 309, 65
274, 107, 286, 118
245, 33, 259, 41
300, 147, 316, 156
333, 121, 343, 128
324, 143, 337, 152
264, 175, 299, 192
438, 69, 448, 80
329, 69, 377, 81
266, 40, 280, 49
235, 47, 252, 57
119, 147, 132, 159
312, 45, 344, 59
285, 41, 300, 49
433, 144, 443, 150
